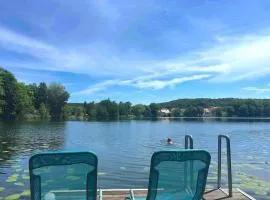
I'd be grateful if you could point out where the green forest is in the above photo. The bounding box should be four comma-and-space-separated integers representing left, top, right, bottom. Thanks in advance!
0, 68, 69, 120
2, 67, 270, 121
71, 98, 270, 119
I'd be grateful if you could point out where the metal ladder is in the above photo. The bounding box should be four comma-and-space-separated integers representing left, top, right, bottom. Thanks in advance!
217, 134, 233, 197
184, 134, 233, 197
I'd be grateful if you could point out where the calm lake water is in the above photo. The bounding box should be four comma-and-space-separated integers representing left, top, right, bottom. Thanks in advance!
0, 119, 270, 200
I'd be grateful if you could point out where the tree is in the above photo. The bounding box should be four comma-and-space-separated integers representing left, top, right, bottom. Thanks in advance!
15, 83, 35, 119
143, 106, 151, 117
238, 104, 249, 117
98, 99, 118, 119
37, 82, 48, 108
215, 108, 223, 117
83, 101, 87, 114
39, 103, 50, 119
119, 101, 132, 116
132, 104, 146, 118
96, 104, 109, 119
149, 103, 161, 118
1, 69, 17, 120
47, 83, 69, 120
263, 103, 270, 117
71, 106, 83, 117
0, 69, 5, 111
183, 106, 203, 117
225, 106, 235, 117
171, 108, 182, 117
86, 102, 97, 118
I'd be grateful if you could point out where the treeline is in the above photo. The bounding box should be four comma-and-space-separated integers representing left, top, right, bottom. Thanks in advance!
159, 98, 270, 117
67, 101, 166, 120
67, 101, 152, 120
3, 67, 270, 120
0, 68, 69, 120
68, 98, 270, 119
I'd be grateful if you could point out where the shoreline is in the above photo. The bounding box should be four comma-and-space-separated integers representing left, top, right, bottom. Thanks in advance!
2, 116, 270, 122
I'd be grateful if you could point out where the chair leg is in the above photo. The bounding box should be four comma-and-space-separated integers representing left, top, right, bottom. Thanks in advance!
129, 189, 135, 200
99, 188, 103, 200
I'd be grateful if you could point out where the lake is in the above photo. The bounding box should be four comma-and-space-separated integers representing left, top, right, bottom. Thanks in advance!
0, 119, 270, 200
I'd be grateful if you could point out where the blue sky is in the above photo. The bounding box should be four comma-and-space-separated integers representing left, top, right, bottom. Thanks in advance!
1, 0, 270, 104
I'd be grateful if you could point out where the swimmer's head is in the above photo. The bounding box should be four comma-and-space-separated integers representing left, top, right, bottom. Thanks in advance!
167, 137, 172, 143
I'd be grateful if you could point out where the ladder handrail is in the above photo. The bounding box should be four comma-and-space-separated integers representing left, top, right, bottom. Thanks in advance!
185, 134, 193, 149
217, 134, 232, 197
184, 134, 194, 190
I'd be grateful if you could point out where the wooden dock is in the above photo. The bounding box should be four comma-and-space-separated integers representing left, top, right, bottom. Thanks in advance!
98, 188, 256, 200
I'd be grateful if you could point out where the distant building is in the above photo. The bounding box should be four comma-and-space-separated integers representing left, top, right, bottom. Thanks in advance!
203, 108, 211, 117
160, 108, 170, 114
203, 107, 219, 117
159, 108, 171, 117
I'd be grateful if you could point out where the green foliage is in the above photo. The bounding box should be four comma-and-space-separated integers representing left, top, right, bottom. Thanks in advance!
119, 101, 132, 116
39, 103, 49, 119
160, 98, 270, 117
171, 108, 182, 117
238, 104, 249, 117
72, 106, 84, 117
15, 83, 35, 119
225, 106, 235, 117
149, 103, 161, 118
183, 106, 204, 117
96, 104, 109, 119
36, 82, 48, 108
1, 69, 17, 120
0, 68, 70, 121
47, 83, 69, 120
214, 108, 223, 117
132, 104, 146, 118
86, 102, 97, 118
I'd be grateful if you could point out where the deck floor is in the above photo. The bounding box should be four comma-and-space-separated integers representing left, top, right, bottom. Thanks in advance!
100, 188, 255, 200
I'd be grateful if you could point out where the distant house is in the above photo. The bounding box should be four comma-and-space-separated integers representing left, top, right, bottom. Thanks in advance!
203, 107, 219, 117
160, 108, 171, 117
160, 108, 170, 114
203, 108, 212, 117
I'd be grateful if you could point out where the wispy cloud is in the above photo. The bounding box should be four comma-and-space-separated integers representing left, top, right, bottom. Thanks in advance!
73, 74, 211, 95
243, 86, 270, 93
2, 24, 270, 83
132, 74, 211, 89
0, 26, 95, 72
72, 80, 121, 95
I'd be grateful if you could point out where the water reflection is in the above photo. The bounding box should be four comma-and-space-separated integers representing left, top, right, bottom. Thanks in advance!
0, 121, 65, 166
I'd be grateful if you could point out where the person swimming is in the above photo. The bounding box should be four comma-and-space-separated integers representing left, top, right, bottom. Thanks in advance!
167, 137, 173, 145
160, 137, 173, 145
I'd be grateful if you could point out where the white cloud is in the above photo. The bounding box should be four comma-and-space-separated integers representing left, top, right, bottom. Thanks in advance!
0, 27, 55, 52
132, 74, 211, 89
3, 25, 270, 96
243, 86, 270, 93
72, 80, 121, 95
73, 74, 211, 95
0, 26, 98, 73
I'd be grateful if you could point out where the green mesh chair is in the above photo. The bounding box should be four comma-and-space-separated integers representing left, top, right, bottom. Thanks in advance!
130, 150, 211, 200
29, 151, 98, 200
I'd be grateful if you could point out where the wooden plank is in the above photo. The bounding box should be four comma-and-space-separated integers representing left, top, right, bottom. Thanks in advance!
100, 188, 254, 200
48, 188, 255, 200
203, 189, 252, 200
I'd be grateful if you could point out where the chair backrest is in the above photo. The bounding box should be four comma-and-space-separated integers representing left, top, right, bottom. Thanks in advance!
146, 150, 211, 200
29, 151, 98, 200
